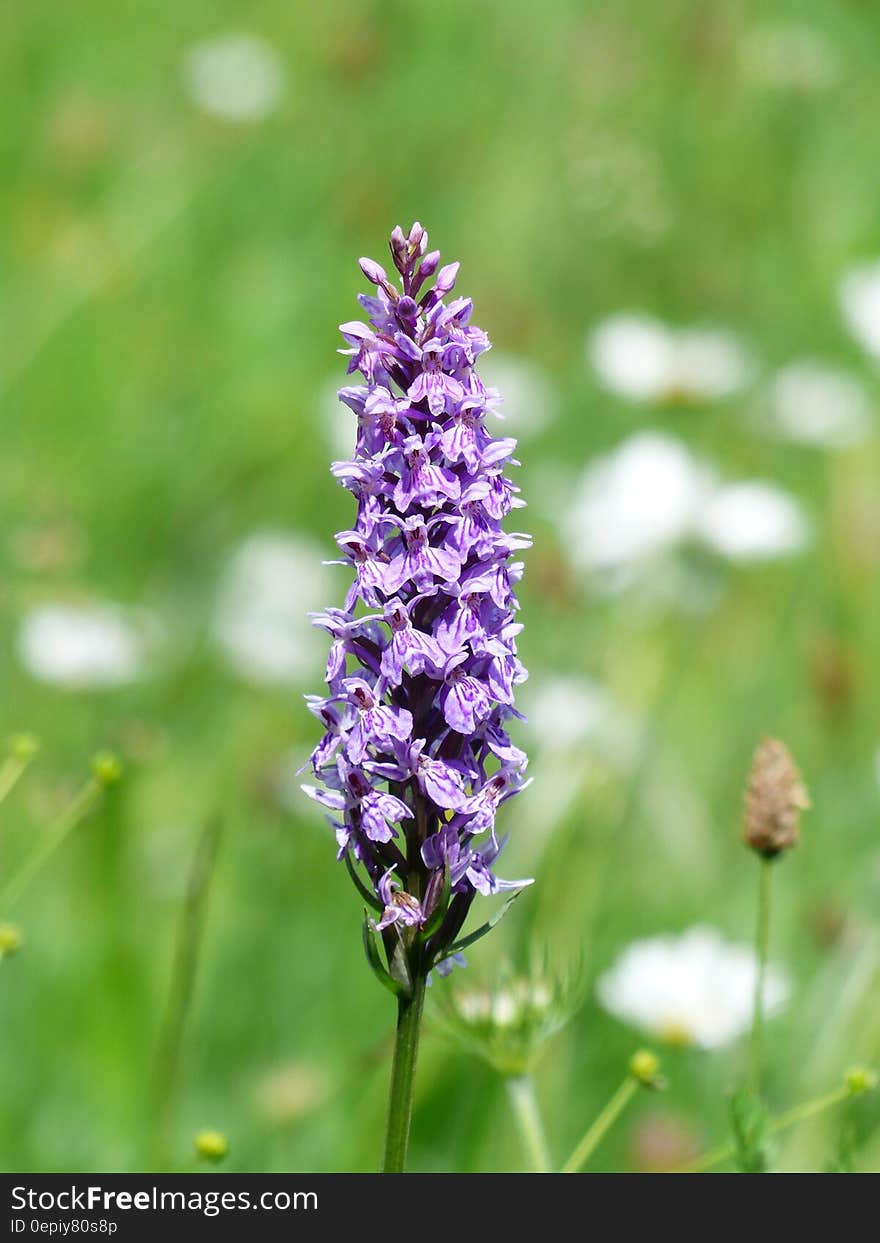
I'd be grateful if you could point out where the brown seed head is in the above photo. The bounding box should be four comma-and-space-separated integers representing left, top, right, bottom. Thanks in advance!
743, 737, 809, 859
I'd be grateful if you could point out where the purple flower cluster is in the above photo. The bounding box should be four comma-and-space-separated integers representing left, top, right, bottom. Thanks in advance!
303, 223, 532, 982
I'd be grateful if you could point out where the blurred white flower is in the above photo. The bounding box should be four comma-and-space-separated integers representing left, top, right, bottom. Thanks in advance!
522, 675, 638, 768
565, 432, 715, 572
319, 377, 357, 460
696, 481, 809, 561
182, 35, 284, 123
768, 360, 872, 449
276, 746, 309, 813
212, 531, 334, 685
597, 926, 791, 1049
563, 433, 809, 582
839, 260, 880, 359
441, 963, 581, 1075
588, 313, 752, 404
523, 677, 608, 748
252, 1061, 331, 1126
477, 352, 555, 438
740, 22, 839, 93
17, 602, 155, 689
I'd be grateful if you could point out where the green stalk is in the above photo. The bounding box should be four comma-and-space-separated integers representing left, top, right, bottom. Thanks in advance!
561, 1076, 638, 1173
152, 817, 223, 1171
0, 776, 101, 911
382, 972, 427, 1173
506, 1074, 551, 1173
749, 857, 773, 1094
677, 1083, 851, 1173
0, 753, 33, 809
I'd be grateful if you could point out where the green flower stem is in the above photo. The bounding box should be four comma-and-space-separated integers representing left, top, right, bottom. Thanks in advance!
506, 1074, 552, 1173
0, 752, 34, 809
382, 972, 427, 1173
561, 1076, 638, 1173
152, 817, 223, 1171
772, 1084, 850, 1130
749, 856, 773, 1094
678, 1083, 852, 1173
0, 777, 101, 912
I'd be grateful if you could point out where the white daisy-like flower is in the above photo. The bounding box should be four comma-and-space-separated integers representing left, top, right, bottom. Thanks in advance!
564, 432, 716, 573
562, 432, 809, 582
17, 601, 156, 689
212, 530, 334, 685
696, 481, 809, 561
181, 35, 284, 123
767, 360, 873, 449
477, 352, 555, 438
588, 313, 752, 405
596, 926, 791, 1049
839, 260, 880, 359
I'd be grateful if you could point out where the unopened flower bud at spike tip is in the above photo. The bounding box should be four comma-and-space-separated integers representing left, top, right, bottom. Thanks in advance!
629, 1049, 663, 1088
91, 751, 123, 787
358, 257, 389, 287
10, 733, 40, 762
743, 736, 809, 859
434, 261, 460, 294
419, 250, 440, 279
194, 1130, 229, 1162
0, 922, 23, 957
845, 1066, 878, 1096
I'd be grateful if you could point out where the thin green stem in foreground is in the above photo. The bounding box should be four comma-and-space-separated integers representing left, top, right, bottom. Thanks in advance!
749, 857, 773, 1094
152, 817, 223, 1171
561, 1076, 638, 1173
506, 1074, 552, 1173
0, 747, 36, 810
678, 1083, 852, 1173
0, 777, 101, 912
382, 972, 427, 1173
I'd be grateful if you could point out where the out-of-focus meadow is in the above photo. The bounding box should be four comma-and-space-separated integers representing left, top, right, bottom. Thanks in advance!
3, 0, 880, 1173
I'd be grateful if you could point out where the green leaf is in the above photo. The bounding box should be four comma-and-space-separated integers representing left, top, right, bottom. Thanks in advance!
730, 1090, 776, 1173
361, 910, 405, 997
826, 1124, 859, 1173
388, 930, 413, 994
433, 892, 522, 967
345, 851, 382, 911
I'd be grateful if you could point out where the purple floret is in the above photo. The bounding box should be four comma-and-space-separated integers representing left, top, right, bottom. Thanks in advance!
303, 222, 532, 976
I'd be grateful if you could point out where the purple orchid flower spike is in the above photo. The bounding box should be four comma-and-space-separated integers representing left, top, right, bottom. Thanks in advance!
303, 224, 532, 1010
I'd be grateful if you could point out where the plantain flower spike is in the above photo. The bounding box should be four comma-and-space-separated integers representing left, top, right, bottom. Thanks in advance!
743, 736, 809, 860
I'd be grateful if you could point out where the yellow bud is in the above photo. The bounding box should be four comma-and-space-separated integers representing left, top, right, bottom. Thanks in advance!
629, 1049, 661, 1086
194, 1130, 229, 1162
845, 1067, 878, 1096
658, 1020, 693, 1048
0, 923, 23, 957
91, 752, 123, 787
10, 734, 40, 763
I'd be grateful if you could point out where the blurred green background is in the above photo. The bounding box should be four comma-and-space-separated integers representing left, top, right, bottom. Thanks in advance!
3, 0, 880, 1173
